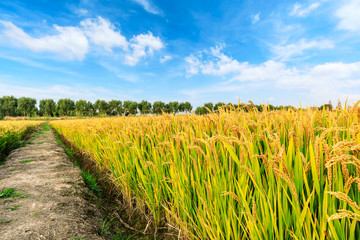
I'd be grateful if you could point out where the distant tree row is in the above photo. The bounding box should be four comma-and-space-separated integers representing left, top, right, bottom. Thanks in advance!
193, 100, 343, 115
194, 102, 297, 115
0, 96, 193, 118
0, 96, 342, 119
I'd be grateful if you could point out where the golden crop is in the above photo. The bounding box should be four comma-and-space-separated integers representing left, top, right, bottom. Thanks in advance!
0, 120, 42, 161
0, 120, 41, 136
51, 103, 360, 239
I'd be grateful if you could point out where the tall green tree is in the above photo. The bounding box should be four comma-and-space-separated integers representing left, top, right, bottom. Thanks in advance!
0, 96, 18, 117
84, 101, 94, 116
214, 102, 225, 111
168, 101, 180, 114
94, 100, 109, 115
39, 99, 56, 116
123, 100, 138, 116
195, 106, 207, 115
45, 99, 56, 116
108, 100, 123, 116
18, 97, 37, 117
183, 101, 193, 113
57, 99, 75, 116
203, 102, 214, 113
75, 99, 87, 116
137, 100, 152, 114
152, 101, 165, 114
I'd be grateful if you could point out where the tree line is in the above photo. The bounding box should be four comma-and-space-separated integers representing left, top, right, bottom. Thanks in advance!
194, 102, 294, 115
194, 100, 341, 115
0, 96, 340, 119
0, 96, 193, 118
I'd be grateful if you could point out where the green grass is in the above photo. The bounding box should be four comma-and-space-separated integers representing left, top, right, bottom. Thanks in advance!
9, 169, 16, 171
4, 205, 21, 211
81, 170, 103, 197
31, 211, 38, 216
0, 219, 14, 224
0, 188, 29, 202
42, 123, 51, 131
0, 188, 17, 198
0, 133, 22, 162
21, 159, 33, 163
19, 194, 30, 198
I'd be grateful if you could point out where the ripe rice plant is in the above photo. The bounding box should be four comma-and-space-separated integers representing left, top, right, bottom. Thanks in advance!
51, 102, 360, 239
0, 121, 41, 161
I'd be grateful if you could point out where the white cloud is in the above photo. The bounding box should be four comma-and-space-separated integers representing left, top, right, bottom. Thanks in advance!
125, 32, 164, 66
0, 21, 89, 60
276, 62, 360, 89
0, 54, 77, 75
0, 18, 164, 65
160, 55, 172, 63
0, 81, 137, 102
185, 55, 201, 75
290, 2, 320, 17
184, 46, 360, 105
252, 13, 260, 24
75, 8, 89, 17
185, 45, 245, 76
336, 0, 360, 32
271, 38, 334, 61
229, 60, 293, 82
131, 0, 162, 15
80, 17, 128, 51
99, 62, 139, 83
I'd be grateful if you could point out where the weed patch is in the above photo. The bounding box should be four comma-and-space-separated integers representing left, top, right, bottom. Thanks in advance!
0, 188, 17, 198
4, 205, 21, 211
0, 219, 14, 224
42, 123, 51, 131
0, 188, 29, 202
81, 170, 103, 197
21, 159, 33, 163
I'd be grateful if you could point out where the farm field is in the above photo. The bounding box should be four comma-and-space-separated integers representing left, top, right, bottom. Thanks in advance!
0, 121, 42, 161
50, 103, 360, 239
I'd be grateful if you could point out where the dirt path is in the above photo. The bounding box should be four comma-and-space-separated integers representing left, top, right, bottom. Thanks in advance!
0, 125, 105, 240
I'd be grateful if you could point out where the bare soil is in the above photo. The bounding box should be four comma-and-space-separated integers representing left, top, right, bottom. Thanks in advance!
0, 126, 105, 240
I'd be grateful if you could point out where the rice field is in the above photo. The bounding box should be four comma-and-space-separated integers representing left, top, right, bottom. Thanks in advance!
51, 103, 360, 239
0, 121, 41, 161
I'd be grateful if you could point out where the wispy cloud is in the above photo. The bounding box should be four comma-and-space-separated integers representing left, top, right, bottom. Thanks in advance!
75, 8, 89, 17
185, 45, 245, 76
271, 38, 334, 61
290, 2, 320, 17
160, 55, 172, 63
0, 81, 137, 102
251, 13, 260, 24
131, 0, 162, 15
336, 0, 360, 32
0, 54, 77, 75
99, 62, 139, 83
184, 46, 360, 105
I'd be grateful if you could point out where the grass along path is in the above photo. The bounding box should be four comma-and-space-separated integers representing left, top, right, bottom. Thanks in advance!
0, 124, 104, 240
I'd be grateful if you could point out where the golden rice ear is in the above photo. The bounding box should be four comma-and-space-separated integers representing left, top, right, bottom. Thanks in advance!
327, 191, 360, 212
328, 209, 360, 222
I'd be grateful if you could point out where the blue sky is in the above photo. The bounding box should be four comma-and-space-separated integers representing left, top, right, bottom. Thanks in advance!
0, 0, 359, 107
